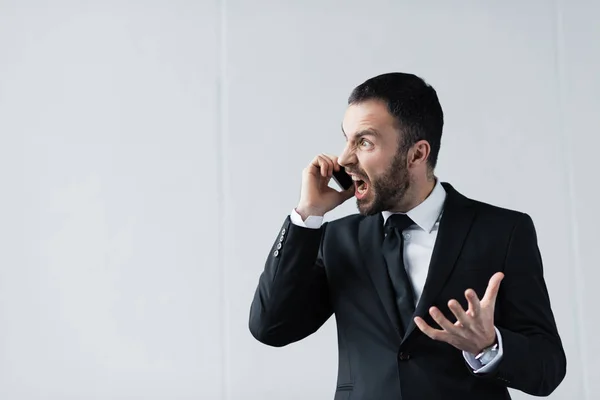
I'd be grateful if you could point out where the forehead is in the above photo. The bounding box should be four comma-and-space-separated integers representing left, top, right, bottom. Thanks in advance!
342, 99, 398, 139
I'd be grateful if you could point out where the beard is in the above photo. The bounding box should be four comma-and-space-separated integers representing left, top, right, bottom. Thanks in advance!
355, 151, 411, 216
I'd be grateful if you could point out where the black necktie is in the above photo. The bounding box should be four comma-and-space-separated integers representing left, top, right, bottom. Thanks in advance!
382, 214, 416, 335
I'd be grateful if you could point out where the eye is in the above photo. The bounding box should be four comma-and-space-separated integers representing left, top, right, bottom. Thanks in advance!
359, 138, 373, 148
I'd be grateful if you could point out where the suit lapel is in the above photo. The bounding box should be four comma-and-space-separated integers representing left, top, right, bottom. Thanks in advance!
402, 183, 476, 344
358, 213, 403, 341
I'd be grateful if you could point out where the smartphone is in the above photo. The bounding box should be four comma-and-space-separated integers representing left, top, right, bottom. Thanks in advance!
332, 166, 353, 191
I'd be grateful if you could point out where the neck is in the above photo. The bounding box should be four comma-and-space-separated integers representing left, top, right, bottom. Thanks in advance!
390, 175, 437, 213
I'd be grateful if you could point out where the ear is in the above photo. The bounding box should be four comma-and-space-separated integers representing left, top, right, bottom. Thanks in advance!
408, 140, 431, 167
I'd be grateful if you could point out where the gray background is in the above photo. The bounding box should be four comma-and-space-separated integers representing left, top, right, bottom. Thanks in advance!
0, 0, 597, 399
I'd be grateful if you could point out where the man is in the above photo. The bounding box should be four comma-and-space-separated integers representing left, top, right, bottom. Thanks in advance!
249, 72, 566, 399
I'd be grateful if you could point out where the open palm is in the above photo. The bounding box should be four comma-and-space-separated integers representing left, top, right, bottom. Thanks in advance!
414, 272, 504, 354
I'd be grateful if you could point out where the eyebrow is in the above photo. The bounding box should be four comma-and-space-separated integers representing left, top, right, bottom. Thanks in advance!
341, 124, 381, 140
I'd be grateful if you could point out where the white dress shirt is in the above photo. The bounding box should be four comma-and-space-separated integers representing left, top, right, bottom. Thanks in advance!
290, 179, 503, 373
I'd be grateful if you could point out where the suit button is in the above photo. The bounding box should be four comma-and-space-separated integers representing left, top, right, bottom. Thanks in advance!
398, 352, 411, 361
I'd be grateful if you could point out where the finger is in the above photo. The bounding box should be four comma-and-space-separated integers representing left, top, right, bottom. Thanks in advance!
447, 299, 470, 327
315, 155, 330, 177
414, 316, 449, 342
323, 154, 340, 171
309, 156, 326, 177
310, 155, 328, 178
465, 289, 481, 317
317, 156, 328, 177
429, 307, 458, 334
482, 272, 504, 305
318, 155, 334, 177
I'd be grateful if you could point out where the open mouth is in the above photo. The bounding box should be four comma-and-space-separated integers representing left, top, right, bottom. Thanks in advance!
353, 178, 369, 199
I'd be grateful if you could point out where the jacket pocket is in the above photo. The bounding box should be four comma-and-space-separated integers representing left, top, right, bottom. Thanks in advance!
336, 383, 353, 391
334, 384, 353, 400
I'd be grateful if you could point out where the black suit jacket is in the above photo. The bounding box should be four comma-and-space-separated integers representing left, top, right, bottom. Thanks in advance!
249, 183, 566, 400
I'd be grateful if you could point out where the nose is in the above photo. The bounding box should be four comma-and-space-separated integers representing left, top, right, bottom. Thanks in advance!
338, 144, 356, 168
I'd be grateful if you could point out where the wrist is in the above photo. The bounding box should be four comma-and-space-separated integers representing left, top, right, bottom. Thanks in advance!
475, 341, 499, 366
295, 204, 325, 220
478, 332, 498, 353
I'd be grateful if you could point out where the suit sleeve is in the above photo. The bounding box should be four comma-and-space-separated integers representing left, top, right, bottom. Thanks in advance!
248, 216, 333, 347
482, 213, 567, 396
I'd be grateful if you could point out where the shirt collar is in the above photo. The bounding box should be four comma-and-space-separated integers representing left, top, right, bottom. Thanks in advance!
381, 179, 446, 233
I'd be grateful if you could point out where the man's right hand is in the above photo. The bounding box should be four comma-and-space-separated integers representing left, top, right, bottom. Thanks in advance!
295, 154, 355, 220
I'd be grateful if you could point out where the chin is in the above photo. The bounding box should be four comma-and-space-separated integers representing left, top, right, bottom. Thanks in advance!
356, 198, 379, 216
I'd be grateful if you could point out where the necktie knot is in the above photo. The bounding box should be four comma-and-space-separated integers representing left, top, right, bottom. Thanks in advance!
385, 214, 414, 235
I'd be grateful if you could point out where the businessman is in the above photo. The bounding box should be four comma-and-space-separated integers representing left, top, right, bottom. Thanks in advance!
249, 72, 566, 399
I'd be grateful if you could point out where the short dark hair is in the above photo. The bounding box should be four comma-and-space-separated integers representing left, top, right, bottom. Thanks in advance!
348, 72, 444, 170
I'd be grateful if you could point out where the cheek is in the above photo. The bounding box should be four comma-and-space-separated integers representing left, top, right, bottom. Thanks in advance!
359, 156, 388, 180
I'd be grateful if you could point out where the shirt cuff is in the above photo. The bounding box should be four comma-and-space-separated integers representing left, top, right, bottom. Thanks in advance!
463, 327, 504, 374
290, 208, 324, 229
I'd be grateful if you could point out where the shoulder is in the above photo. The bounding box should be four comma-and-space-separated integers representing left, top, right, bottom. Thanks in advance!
444, 182, 534, 230
471, 199, 526, 220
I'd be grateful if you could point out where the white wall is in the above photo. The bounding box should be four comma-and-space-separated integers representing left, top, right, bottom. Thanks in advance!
0, 1, 597, 399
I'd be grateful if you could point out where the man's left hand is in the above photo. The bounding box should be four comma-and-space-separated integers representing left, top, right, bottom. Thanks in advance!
414, 272, 504, 354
